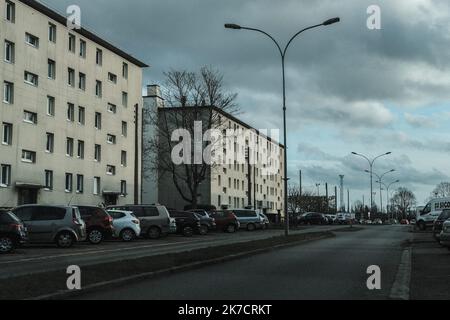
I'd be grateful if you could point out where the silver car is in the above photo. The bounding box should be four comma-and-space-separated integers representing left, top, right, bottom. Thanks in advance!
12, 205, 86, 248
439, 219, 450, 249
107, 210, 141, 242
233, 209, 263, 231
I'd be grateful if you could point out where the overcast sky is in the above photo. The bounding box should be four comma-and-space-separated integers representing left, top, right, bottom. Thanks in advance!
42, 0, 450, 207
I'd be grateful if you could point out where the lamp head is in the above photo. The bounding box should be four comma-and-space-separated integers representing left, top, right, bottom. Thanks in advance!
225, 23, 242, 30
323, 17, 340, 26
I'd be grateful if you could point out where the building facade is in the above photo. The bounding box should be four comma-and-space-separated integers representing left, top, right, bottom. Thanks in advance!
142, 85, 285, 216
0, 0, 147, 207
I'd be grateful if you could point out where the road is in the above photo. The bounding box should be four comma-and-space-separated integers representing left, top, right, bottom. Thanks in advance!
76, 225, 412, 300
0, 226, 342, 280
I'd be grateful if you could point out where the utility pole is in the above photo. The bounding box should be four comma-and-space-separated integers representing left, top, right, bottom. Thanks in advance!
325, 183, 329, 214
299, 170, 302, 196
134, 104, 139, 205
246, 147, 252, 207
334, 186, 338, 213
347, 189, 350, 213
339, 175, 344, 212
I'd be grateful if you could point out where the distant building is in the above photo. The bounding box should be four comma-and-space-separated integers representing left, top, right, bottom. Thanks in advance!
0, 0, 148, 207
142, 85, 285, 216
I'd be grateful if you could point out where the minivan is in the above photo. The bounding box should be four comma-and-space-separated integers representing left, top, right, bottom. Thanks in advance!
417, 197, 450, 230
233, 209, 262, 231
12, 205, 86, 248
107, 204, 171, 239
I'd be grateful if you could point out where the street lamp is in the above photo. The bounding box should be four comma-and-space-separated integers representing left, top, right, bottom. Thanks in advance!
377, 179, 399, 218
352, 152, 392, 212
368, 169, 395, 213
315, 183, 321, 196
225, 17, 340, 237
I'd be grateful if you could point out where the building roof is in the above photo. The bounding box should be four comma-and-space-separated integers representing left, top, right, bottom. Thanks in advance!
19, 0, 149, 68
158, 106, 285, 148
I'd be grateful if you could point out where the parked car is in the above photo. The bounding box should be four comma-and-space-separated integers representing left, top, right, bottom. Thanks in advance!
0, 210, 28, 253
298, 212, 328, 225
12, 205, 86, 248
189, 209, 216, 234
259, 213, 270, 229
107, 205, 171, 239
107, 210, 141, 242
439, 220, 450, 250
76, 206, 114, 244
233, 209, 262, 231
324, 214, 335, 225
169, 217, 177, 234
168, 210, 201, 237
210, 211, 240, 233
400, 219, 410, 225
433, 210, 450, 241
374, 218, 383, 225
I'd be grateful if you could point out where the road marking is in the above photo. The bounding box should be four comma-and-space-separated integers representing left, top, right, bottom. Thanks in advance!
389, 247, 411, 300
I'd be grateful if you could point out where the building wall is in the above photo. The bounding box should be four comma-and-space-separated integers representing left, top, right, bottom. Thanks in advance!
0, 0, 143, 207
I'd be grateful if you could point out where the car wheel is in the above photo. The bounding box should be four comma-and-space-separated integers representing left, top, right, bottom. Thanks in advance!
226, 224, 236, 233
87, 229, 103, 245
247, 223, 256, 231
183, 226, 194, 237
199, 225, 208, 236
147, 226, 161, 239
418, 221, 426, 231
56, 232, 74, 248
120, 229, 136, 242
0, 236, 14, 254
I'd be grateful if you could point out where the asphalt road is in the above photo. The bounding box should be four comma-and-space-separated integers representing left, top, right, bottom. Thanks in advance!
0, 225, 343, 279
76, 225, 412, 300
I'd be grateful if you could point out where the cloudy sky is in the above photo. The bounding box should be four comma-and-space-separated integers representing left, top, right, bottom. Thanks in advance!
43, 0, 450, 207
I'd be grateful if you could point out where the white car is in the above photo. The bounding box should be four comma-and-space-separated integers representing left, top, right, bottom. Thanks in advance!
107, 210, 141, 242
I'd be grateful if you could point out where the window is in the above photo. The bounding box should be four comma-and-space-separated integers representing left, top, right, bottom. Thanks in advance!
94, 144, 101, 162
121, 121, 127, 137
0, 164, 11, 186
22, 150, 36, 163
107, 134, 116, 144
68, 68, 75, 86
65, 173, 73, 192
107, 103, 117, 114
47, 96, 55, 116
76, 175, 84, 193
4, 40, 14, 63
68, 33, 76, 53
122, 92, 128, 107
2, 123, 12, 145
78, 106, 85, 125
66, 138, 74, 157
106, 165, 116, 175
45, 133, 54, 153
48, 23, 56, 42
3, 81, 13, 103
96, 49, 102, 65
93, 177, 101, 195
67, 103, 75, 121
48, 59, 56, 79
77, 140, 84, 159
23, 111, 37, 124
122, 62, 128, 79
25, 33, 39, 48
120, 180, 127, 195
95, 112, 102, 129
108, 72, 117, 84
5, 1, 15, 22
121, 151, 127, 167
44, 170, 53, 190
79, 39, 86, 58
78, 72, 86, 90
24, 71, 38, 86
95, 80, 102, 97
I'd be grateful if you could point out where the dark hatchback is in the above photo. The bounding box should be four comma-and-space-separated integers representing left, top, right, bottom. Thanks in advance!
168, 210, 201, 237
433, 209, 450, 241
298, 212, 328, 225
76, 206, 114, 244
0, 210, 28, 253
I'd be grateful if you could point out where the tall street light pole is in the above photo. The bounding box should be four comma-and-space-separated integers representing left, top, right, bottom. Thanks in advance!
366, 169, 395, 213
225, 17, 340, 237
352, 152, 392, 212
378, 179, 400, 218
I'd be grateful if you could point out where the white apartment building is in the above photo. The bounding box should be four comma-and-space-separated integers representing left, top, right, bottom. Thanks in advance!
0, 0, 147, 207
143, 85, 285, 217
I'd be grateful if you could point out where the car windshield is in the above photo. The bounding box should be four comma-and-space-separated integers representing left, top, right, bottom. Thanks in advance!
439, 211, 450, 220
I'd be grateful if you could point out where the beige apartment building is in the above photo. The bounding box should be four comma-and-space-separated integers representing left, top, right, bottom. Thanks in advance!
0, 0, 147, 207
143, 85, 285, 217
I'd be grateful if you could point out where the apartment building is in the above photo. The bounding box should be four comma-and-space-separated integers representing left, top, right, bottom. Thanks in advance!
0, 0, 147, 207
142, 85, 285, 217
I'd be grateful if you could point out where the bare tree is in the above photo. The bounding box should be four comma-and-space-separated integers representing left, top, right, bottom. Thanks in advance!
431, 182, 450, 198
288, 186, 301, 214
143, 66, 238, 208
391, 187, 416, 219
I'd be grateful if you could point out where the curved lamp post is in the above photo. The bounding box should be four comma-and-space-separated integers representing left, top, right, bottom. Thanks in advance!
225, 18, 340, 236
377, 179, 400, 218
367, 169, 395, 213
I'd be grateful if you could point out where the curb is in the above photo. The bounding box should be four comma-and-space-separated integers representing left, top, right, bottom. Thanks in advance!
30, 232, 335, 300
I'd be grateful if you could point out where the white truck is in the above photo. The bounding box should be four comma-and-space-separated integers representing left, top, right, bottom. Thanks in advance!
416, 198, 450, 230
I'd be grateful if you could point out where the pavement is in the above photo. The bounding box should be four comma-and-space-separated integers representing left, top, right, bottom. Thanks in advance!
0, 225, 344, 280
74, 225, 415, 300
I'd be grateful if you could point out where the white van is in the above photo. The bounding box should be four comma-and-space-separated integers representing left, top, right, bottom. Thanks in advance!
417, 198, 450, 230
